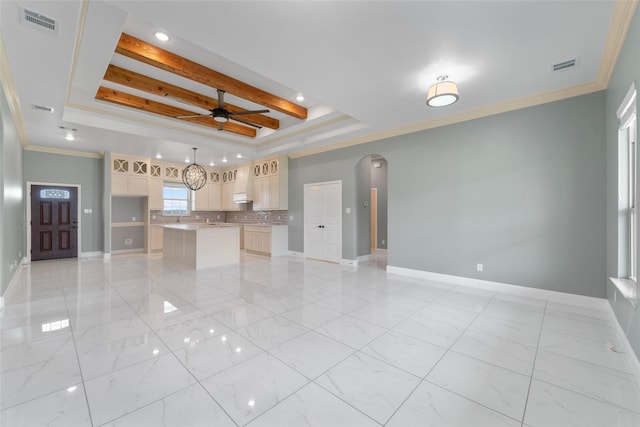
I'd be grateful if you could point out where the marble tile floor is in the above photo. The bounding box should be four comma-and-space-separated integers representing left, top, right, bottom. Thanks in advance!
1, 252, 639, 426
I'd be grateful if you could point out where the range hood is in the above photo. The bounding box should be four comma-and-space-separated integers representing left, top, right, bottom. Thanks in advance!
233, 165, 253, 203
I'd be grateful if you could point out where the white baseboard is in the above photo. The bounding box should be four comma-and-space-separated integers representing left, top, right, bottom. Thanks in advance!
288, 251, 305, 257
606, 303, 640, 389
357, 254, 373, 262
341, 258, 357, 266
111, 249, 144, 255
103, 253, 111, 260
388, 265, 640, 386
1, 262, 25, 311
80, 251, 103, 258
386, 265, 606, 309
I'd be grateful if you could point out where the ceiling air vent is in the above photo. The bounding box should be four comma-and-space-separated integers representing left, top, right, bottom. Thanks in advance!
32, 104, 54, 113
20, 7, 58, 35
552, 58, 577, 72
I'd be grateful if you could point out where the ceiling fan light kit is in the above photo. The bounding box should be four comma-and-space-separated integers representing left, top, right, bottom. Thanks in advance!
427, 75, 459, 107
182, 147, 208, 191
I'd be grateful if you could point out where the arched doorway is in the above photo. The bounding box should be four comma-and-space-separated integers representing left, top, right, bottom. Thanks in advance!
355, 154, 388, 263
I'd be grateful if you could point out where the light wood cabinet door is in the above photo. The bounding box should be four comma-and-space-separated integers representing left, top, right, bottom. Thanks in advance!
111, 175, 129, 195
244, 230, 254, 251
149, 180, 163, 210
151, 227, 163, 252
208, 182, 222, 210
192, 186, 210, 211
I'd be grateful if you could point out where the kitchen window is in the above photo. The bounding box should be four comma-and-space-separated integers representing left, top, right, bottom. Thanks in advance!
163, 182, 190, 216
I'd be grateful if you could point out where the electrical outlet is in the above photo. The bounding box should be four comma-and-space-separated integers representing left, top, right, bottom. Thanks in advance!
217, 214, 221, 219
477, 263, 484, 272
152, 215, 156, 220
289, 215, 294, 220
382, 240, 385, 245
132, 216, 136, 222
125, 238, 133, 246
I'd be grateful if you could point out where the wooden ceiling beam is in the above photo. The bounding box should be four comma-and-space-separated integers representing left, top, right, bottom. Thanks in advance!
115, 33, 308, 120
95, 86, 256, 138
103, 65, 279, 130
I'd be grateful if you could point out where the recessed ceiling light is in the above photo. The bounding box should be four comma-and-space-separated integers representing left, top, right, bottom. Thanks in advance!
154, 31, 169, 42
185, 158, 190, 163
222, 157, 228, 163
209, 162, 215, 166
236, 154, 242, 159
155, 154, 162, 159
296, 94, 305, 102
65, 133, 74, 141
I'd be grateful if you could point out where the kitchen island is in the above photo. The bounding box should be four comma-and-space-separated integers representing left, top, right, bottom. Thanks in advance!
162, 223, 240, 269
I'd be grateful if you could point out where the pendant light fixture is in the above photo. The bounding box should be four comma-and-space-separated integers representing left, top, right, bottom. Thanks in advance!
426, 75, 459, 107
182, 147, 207, 191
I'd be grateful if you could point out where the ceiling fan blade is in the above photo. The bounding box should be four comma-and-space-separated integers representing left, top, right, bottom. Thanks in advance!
229, 109, 270, 116
230, 117, 263, 129
175, 114, 211, 119
164, 94, 204, 109
217, 89, 225, 107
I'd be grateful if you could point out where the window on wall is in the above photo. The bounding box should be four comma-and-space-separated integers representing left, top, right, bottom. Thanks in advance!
614, 83, 638, 307
163, 182, 190, 215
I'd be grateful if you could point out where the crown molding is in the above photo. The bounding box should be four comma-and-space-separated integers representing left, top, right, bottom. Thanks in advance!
289, 81, 604, 159
290, 0, 634, 159
597, 0, 639, 88
25, 145, 104, 159
0, 35, 29, 148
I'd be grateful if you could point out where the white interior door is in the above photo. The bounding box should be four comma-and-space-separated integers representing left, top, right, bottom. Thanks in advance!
304, 181, 342, 263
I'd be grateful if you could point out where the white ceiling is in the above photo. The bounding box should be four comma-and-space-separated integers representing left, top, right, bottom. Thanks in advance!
0, 0, 621, 166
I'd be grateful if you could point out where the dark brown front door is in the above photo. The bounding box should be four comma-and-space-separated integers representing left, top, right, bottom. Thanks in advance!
31, 185, 78, 261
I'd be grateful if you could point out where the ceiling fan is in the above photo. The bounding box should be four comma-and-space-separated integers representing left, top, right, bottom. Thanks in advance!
174, 89, 270, 130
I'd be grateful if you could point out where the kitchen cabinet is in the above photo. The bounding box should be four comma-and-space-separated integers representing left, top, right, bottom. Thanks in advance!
149, 178, 163, 211
221, 167, 244, 211
252, 157, 288, 210
111, 155, 149, 196
192, 170, 222, 211
150, 226, 163, 252
244, 225, 288, 256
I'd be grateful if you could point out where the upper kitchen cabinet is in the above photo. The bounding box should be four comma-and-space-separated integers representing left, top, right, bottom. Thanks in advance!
148, 162, 164, 210
111, 154, 149, 196
192, 170, 222, 211
252, 157, 288, 210
222, 167, 246, 211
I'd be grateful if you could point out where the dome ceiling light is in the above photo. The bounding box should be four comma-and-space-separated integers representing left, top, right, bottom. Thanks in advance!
426, 75, 459, 107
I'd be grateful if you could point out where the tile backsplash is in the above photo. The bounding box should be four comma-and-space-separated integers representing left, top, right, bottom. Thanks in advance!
150, 205, 288, 225
226, 209, 289, 225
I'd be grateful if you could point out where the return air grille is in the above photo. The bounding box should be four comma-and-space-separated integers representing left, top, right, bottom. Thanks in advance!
552, 59, 577, 72
32, 104, 54, 113
20, 7, 58, 35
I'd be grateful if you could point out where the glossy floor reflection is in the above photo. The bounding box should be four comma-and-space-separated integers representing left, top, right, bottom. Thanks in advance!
1, 252, 639, 426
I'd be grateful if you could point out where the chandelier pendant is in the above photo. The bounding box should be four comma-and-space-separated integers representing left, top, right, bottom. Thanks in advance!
182, 147, 208, 191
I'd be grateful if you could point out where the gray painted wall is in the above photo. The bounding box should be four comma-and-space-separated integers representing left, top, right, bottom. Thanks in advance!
289, 91, 606, 298
605, 7, 640, 358
111, 196, 145, 251
371, 158, 388, 249
24, 151, 104, 253
1, 79, 24, 296
112, 196, 145, 222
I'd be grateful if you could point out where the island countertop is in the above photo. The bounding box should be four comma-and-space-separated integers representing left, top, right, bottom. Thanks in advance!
161, 223, 241, 230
